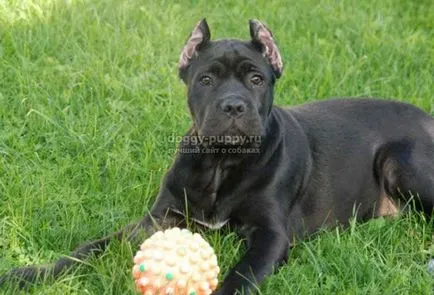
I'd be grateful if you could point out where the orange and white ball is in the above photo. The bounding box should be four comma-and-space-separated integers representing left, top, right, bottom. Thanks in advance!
132, 227, 219, 295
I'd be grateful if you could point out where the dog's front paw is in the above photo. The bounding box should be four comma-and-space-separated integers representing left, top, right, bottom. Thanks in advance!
212, 285, 248, 295
212, 289, 226, 295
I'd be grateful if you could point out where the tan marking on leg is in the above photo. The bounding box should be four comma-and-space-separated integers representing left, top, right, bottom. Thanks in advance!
377, 192, 400, 217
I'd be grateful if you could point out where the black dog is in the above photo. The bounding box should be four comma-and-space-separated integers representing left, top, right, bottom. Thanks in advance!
2, 19, 434, 294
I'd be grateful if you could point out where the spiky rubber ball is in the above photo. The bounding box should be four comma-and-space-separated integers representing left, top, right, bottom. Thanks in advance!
132, 227, 219, 295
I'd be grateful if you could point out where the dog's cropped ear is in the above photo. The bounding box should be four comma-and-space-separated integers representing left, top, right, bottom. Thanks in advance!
178, 18, 211, 71
249, 19, 283, 78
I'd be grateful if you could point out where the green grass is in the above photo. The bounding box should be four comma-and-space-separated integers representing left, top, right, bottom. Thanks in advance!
0, 0, 433, 294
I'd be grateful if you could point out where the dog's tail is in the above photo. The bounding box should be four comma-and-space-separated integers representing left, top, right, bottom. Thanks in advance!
0, 217, 150, 289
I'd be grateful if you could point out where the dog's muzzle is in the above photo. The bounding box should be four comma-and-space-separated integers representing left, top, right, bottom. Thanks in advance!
218, 95, 247, 118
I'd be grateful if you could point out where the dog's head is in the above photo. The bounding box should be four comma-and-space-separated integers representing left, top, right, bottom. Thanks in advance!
178, 19, 283, 146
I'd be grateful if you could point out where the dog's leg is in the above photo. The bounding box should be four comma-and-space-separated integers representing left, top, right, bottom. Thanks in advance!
0, 220, 141, 288
214, 227, 289, 295
376, 138, 434, 213
0, 193, 183, 289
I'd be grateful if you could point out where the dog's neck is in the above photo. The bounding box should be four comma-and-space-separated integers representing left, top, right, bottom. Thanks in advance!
167, 109, 294, 224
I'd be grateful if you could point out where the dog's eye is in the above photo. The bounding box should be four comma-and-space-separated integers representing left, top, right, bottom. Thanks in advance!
250, 75, 264, 86
199, 75, 213, 86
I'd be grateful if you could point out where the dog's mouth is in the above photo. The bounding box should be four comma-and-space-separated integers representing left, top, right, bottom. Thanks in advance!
197, 122, 263, 148
192, 107, 265, 150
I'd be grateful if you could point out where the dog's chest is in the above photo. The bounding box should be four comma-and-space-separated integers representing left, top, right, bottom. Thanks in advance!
170, 157, 243, 230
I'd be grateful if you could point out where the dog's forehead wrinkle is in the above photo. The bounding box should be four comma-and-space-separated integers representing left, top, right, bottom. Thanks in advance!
203, 39, 262, 65
194, 45, 270, 78
212, 38, 251, 50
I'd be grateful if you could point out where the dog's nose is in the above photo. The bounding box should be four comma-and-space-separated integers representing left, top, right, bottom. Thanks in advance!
220, 99, 246, 117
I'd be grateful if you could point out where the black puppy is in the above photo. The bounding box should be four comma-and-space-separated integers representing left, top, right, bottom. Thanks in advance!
2, 19, 434, 294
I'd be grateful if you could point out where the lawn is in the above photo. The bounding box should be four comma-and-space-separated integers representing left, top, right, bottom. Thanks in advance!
0, 0, 433, 294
